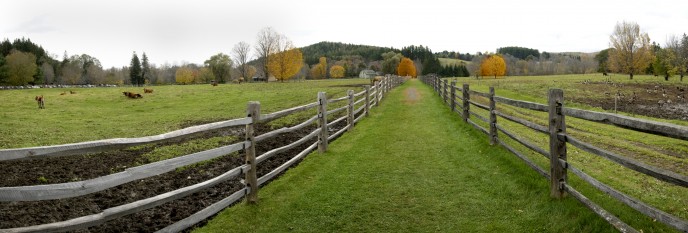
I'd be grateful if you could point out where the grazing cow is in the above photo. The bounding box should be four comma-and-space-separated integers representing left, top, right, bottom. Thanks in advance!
35, 95, 45, 109
370, 76, 382, 85
122, 91, 143, 99
70, 90, 76, 94
144, 88, 153, 93
60, 92, 67, 95
211, 80, 218, 86
602, 72, 608, 76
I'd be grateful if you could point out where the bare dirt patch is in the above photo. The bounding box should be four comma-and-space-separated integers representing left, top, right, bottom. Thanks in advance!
571, 82, 687, 120
404, 87, 421, 105
0, 119, 349, 232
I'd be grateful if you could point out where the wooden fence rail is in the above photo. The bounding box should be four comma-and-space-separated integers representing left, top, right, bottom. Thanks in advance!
420, 75, 687, 233
0, 76, 408, 233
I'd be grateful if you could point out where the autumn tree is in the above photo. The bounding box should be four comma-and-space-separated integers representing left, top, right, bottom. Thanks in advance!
608, 21, 652, 79
197, 67, 215, 83
267, 35, 303, 82
232, 41, 251, 81
381, 52, 402, 74
480, 55, 507, 79
205, 53, 232, 83
397, 57, 416, 77
309, 57, 328, 79
666, 35, 686, 81
4, 50, 37, 85
130, 52, 143, 86
60, 61, 82, 85
329, 65, 345, 78
255, 27, 279, 82
40, 62, 54, 84
247, 65, 257, 79
175, 66, 194, 84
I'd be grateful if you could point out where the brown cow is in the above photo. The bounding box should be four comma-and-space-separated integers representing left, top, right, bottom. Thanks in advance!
122, 91, 143, 99
35, 95, 45, 109
70, 90, 76, 94
144, 88, 153, 93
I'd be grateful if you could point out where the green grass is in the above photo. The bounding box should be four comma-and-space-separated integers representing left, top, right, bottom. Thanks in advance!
438, 74, 687, 231
195, 79, 627, 233
439, 57, 470, 67
0, 79, 367, 149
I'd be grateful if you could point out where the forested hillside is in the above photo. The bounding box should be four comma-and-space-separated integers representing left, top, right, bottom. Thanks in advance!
300, 41, 398, 65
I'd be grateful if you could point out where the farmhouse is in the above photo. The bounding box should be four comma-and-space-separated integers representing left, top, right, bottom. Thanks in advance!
358, 69, 377, 79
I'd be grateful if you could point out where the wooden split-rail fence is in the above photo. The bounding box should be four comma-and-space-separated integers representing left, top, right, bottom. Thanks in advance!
0, 76, 407, 233
421, 75, 688, 233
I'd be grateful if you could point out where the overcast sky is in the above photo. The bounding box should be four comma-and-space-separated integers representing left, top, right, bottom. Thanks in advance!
2, 0, 687, 68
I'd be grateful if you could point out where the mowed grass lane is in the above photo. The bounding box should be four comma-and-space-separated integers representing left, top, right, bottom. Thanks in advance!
195, 79, 616, 232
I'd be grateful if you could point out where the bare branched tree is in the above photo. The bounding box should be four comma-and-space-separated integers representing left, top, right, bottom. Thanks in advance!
254, 27, 279, 82
232, 41, 251, 81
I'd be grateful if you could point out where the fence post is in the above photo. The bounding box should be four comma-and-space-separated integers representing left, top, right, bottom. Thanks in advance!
489, 87, 497, 145
548, 89, 567, 198
245, 101, 260, 203
462, 84, 470, 122
318, 92, 329, 153
347, 90, 354, 131
432, 77, 440, 94
364, 85, 370, 117
450, 81, 456, 112
386, 76, 390, 93
443, 79, 449, 104
373, 83, 378, 107
377, 81, 382, 104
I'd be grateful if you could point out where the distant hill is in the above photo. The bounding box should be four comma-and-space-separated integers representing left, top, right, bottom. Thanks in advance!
438, 58, 470, 67
300, 41, 399, 65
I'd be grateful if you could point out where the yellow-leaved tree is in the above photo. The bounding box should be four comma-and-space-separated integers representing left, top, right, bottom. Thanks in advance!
480, 55, 506, 79
329, 65, 345, 78
608, 21, 652, 79
175, 67, 194, 84
310, 57, 327, 79
268, 36, 303, 82
268, 49, 303, 82
397, 57, 417, 77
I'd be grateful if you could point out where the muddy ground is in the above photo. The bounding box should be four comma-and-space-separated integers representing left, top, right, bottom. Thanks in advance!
0, 111, 358, 232
571, 81, 687, 120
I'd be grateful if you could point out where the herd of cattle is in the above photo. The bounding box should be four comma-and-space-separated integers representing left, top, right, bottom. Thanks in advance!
32, 81, 236, 109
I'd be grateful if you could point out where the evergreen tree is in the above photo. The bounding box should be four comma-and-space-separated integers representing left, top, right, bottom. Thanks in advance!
141, 52, 150, 84
130, 52, 142, 86
422, 57, 442, 75
0, 55, 7, 84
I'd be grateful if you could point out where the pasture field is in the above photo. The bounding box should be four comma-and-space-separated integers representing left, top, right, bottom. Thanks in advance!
443, 74, 687, 226
439, 57, 470, 67
0, 79, 368, 149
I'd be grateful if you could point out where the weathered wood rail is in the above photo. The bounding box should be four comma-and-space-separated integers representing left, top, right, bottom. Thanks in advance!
0, 76, 407, 233
421, 75, 688, 233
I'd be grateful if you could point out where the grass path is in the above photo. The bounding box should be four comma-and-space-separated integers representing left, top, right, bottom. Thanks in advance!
195, 79, 615, 232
